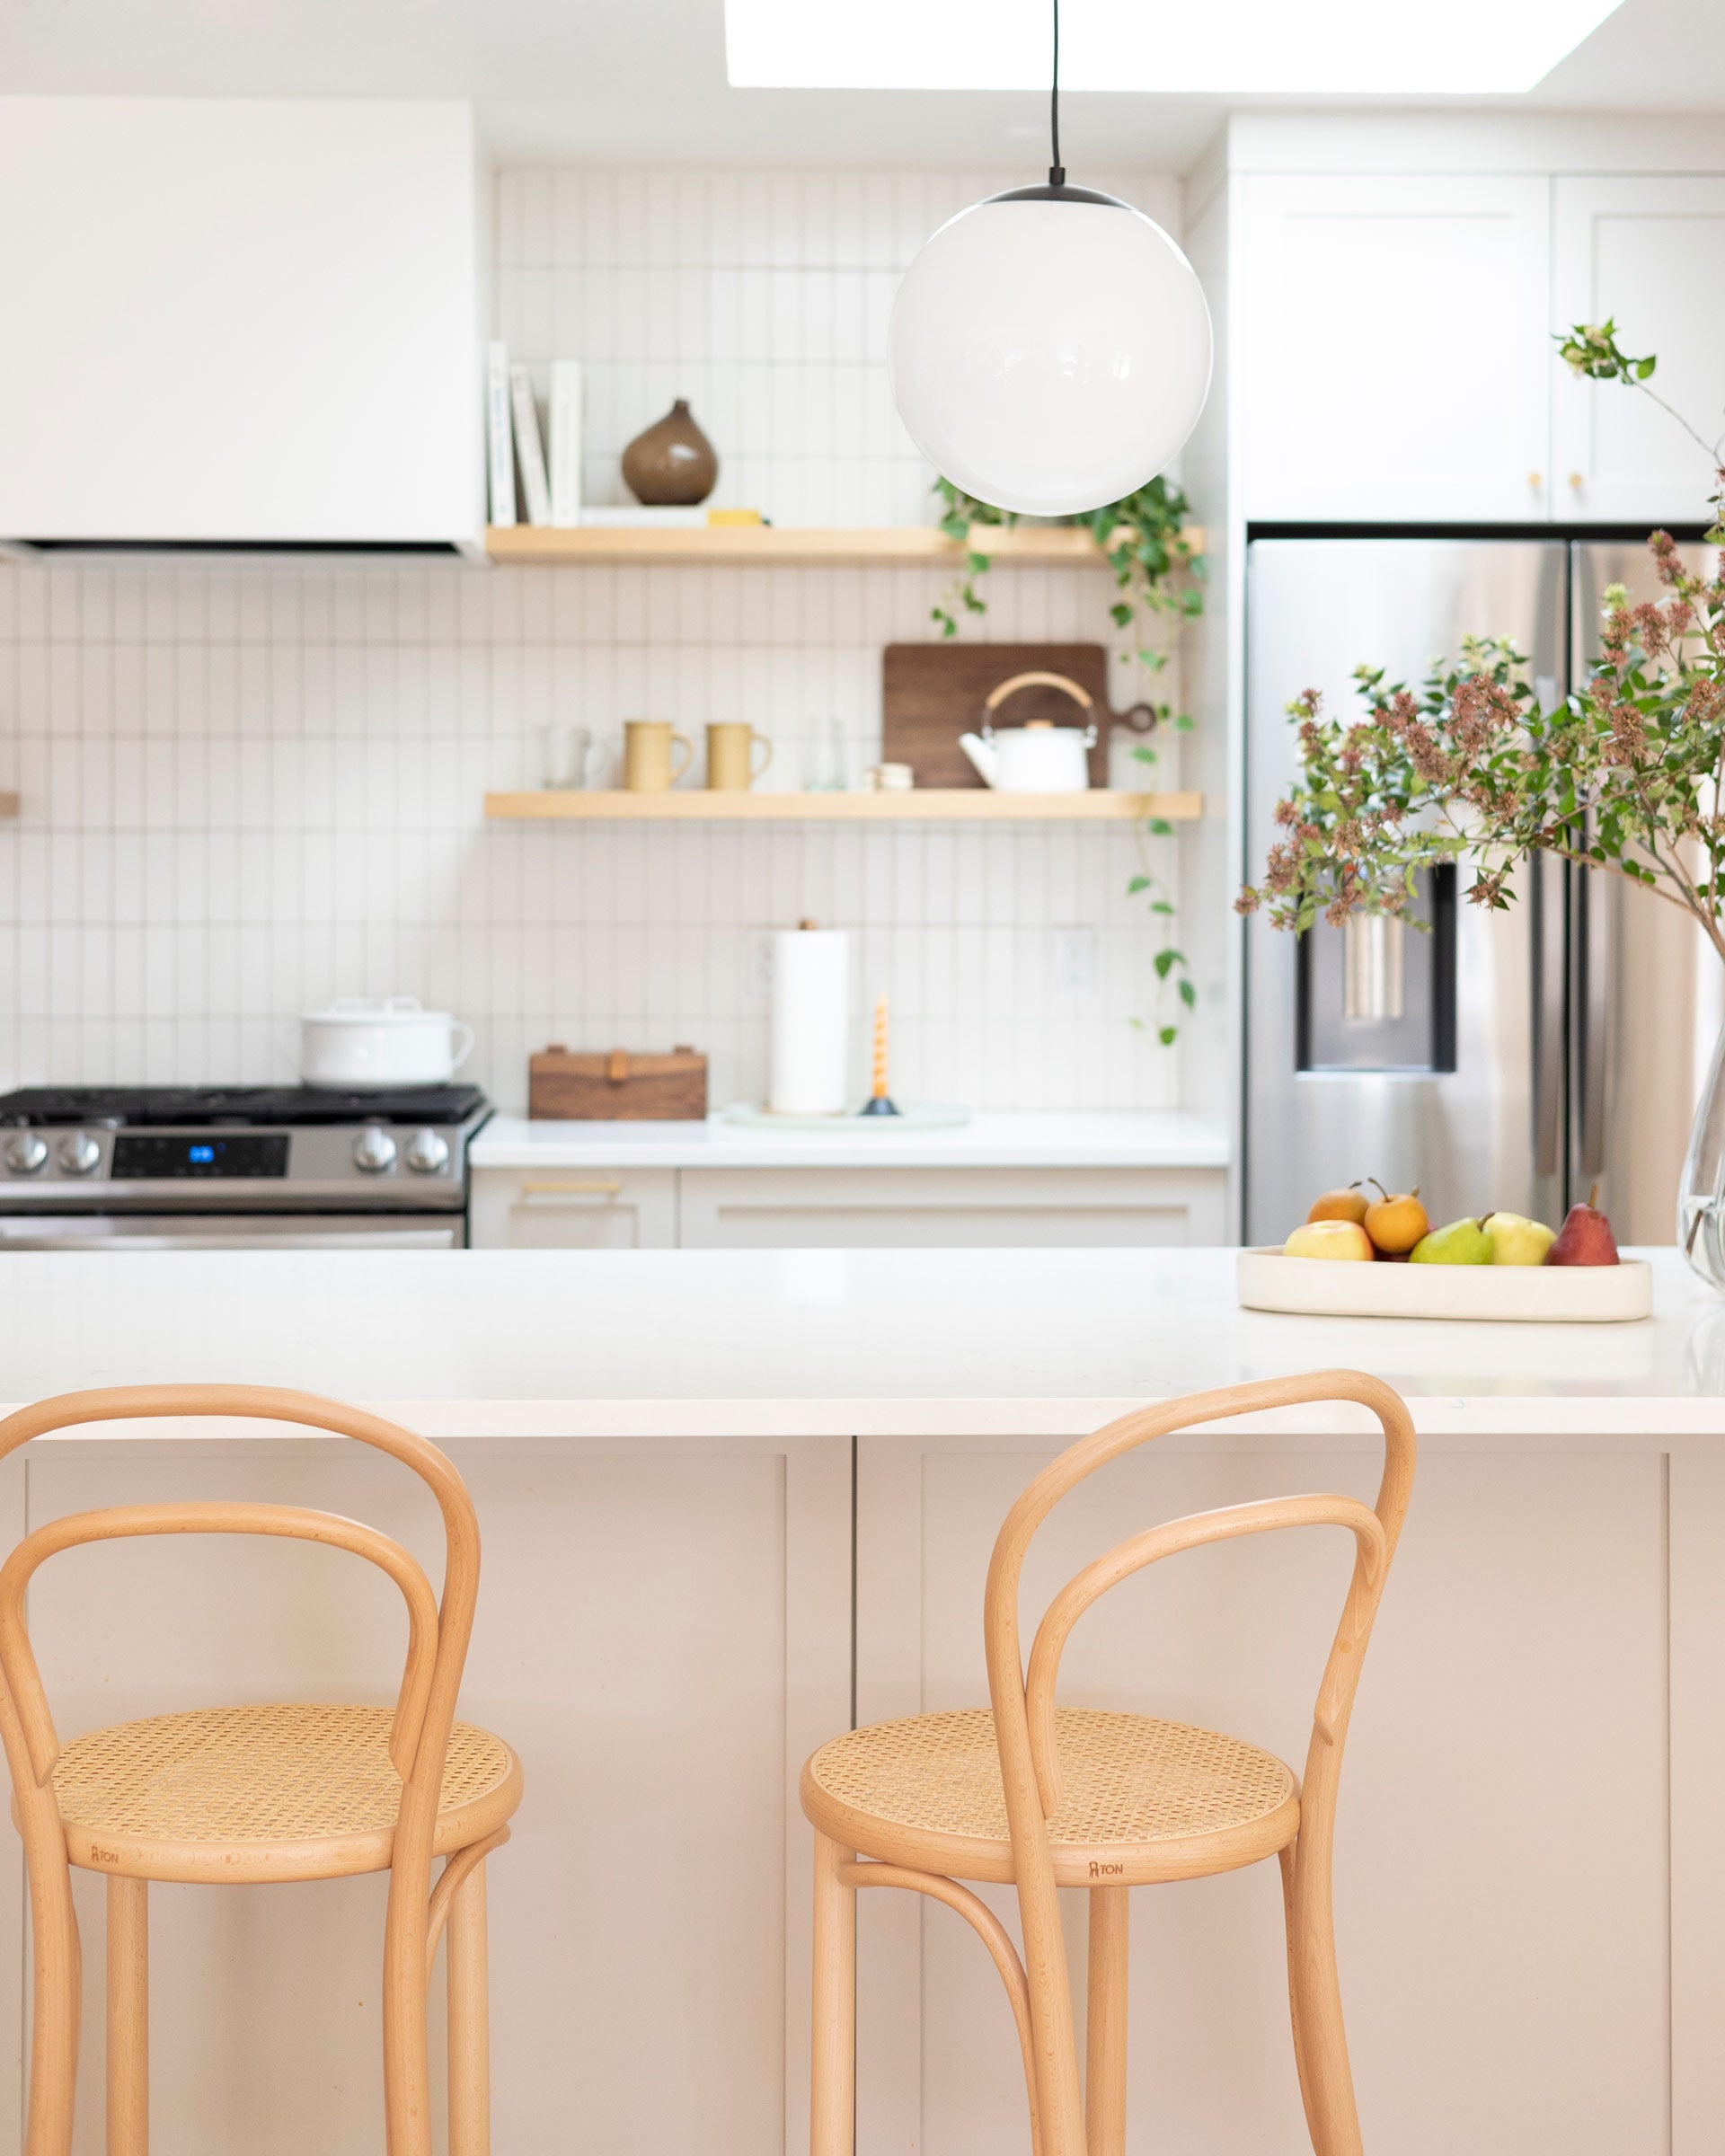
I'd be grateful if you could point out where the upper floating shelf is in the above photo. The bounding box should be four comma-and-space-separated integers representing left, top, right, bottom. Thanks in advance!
483, 524, 1204, 568
484, 790, 1202, 823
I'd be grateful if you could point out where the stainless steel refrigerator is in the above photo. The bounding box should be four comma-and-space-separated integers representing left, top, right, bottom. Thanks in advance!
1243, 534, 1721, 1249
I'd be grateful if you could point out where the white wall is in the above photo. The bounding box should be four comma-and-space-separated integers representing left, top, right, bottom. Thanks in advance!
0, 166, 1211, 1115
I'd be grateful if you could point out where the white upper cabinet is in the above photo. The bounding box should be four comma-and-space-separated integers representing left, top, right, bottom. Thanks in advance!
1236, 174, 1553, 523
0, 100, 480, 548
1552, 177, 1725, 528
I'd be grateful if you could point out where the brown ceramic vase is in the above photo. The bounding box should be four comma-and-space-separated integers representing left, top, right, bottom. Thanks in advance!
621, 398, 719, 506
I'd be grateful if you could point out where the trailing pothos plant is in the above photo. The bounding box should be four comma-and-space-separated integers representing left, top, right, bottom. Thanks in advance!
1238, 323, 1725, 963
931, 475, 1208, 1042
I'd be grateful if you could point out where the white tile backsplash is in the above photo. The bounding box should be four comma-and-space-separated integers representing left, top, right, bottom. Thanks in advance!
0, 165, 1195, 1114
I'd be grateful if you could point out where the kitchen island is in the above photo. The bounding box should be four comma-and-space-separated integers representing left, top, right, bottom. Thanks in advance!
0, 1245, 1719, 2156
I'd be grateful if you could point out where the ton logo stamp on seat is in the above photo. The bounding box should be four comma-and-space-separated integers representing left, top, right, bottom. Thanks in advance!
0, 1383, 523, 2156
800, 1368, 1415, 2156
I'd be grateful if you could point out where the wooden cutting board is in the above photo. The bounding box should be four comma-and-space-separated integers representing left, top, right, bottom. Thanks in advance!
882, 643, 1149, 789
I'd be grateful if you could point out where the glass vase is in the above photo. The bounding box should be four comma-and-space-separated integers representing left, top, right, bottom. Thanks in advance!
1678, 1017, 1725, 1286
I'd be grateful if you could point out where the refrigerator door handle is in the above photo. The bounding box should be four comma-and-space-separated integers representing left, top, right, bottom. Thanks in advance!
1577, 850, 1610, 1181
1532, 847, 1565, 1180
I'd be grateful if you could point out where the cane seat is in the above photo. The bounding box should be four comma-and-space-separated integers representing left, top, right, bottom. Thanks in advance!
42, 1702, 522, 1884
801, 1705, 1299, 1887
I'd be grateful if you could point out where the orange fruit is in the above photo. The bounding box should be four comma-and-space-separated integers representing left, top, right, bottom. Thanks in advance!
1363, 1180, 1429, 1255
1306, 1186, 1368, 1226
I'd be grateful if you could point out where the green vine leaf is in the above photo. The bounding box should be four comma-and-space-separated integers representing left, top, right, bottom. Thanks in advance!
930, 470, 1208, 1049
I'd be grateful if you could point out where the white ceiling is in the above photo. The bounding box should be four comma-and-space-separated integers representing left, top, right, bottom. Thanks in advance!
0, 0, 1720, 172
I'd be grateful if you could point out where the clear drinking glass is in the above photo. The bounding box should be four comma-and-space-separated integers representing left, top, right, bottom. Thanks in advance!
801, 719, 851, 792
539, 725, 592, 790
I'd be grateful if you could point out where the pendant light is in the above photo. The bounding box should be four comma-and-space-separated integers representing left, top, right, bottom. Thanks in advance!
888, 0, 1212, 517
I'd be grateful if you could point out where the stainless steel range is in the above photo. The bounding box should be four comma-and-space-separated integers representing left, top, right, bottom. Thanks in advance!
0, 1085, 492, 1250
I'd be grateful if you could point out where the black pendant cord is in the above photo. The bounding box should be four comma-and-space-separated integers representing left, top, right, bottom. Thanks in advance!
1048, 0, 1066, 188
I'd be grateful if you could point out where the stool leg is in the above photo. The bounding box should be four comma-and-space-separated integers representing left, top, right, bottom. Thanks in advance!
1084, 1887, 1128, 2156
1286, 1833, 1363, 2156
447, 1857, 491, 2156
1278, 1842, 1318, 2145
106, 1876, 148, 2156
810, 1833, 856, 2156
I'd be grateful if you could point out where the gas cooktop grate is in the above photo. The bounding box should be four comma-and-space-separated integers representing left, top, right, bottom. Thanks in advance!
0, 1086, 489, 1128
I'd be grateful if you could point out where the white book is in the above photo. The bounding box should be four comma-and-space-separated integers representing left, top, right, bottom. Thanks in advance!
485, 340, 516, 528
509, 365, 552, 527
548, 360, 582, 528
579, 506, 708, 528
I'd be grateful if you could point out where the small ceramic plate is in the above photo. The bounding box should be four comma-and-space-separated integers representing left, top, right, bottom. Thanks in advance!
1235, 1248, 1653, 1323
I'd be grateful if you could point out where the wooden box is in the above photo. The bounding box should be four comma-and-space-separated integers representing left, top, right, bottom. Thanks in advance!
528, 1045, 708, 1121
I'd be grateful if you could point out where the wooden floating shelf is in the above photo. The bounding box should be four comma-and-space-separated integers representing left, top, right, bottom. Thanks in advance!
485, 789, 1202, 823
483, 524, 1204, 568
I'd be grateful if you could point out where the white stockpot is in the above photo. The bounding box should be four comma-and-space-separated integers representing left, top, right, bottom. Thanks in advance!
295, 999, 475, 1090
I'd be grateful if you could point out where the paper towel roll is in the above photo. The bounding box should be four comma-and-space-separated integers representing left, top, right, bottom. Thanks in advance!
770, 928, 849, 1115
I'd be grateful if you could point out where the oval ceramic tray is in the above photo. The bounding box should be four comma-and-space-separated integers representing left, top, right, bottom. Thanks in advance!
722, 1102, 971, 1132
1236, 1248, 1652, 1323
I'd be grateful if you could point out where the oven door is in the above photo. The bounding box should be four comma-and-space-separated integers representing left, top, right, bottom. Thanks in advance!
0, 1213, 464, 1251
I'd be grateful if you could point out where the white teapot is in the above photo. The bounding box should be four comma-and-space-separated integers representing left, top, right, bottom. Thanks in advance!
958, 670, 1098, 792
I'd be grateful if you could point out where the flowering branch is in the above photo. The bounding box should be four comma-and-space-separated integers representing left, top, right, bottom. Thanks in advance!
1242, 324, 1725, 963
1238, 559, 1725, 964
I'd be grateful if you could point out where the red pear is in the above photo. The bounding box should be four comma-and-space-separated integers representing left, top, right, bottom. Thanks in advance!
1544, 1185, 1619, 1268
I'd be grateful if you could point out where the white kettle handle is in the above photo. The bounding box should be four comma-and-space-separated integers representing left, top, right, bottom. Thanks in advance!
449, 1021, 476, 1072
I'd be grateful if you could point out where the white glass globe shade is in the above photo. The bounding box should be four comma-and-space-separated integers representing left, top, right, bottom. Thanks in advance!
889, 191, 1213, 517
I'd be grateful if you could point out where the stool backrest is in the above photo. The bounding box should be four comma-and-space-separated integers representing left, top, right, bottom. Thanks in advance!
982, 1369, 1415, 2156
0, 1384, 481, 2049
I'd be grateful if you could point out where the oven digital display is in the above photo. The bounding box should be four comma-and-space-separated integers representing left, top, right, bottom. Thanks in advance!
111, 1134, 290, 1180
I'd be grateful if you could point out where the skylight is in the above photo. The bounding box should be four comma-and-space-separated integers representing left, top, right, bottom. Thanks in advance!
723, 0, 1626, 97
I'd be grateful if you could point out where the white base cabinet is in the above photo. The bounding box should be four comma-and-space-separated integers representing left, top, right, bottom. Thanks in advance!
470, 1166, 1228, 1250
468, 1168, 677, 1249
678, 1166, 1226, 1248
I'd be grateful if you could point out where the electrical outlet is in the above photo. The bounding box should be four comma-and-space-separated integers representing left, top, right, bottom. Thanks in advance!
746, 929, 775, 1002
1054, 927, 1098, 997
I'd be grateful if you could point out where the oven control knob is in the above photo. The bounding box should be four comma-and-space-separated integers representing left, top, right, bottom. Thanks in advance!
403, 1128, 450, 1175
352, 1126, 398, 1175
4, 1132, 48, 1175
58, 1131, 102, 1176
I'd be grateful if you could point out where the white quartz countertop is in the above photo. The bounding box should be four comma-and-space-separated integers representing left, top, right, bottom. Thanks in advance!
0, 1247, 1721, 1439
468, 1109, 1231, 1171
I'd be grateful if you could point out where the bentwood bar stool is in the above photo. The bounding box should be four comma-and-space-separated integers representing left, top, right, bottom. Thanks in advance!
0, 1384, 522, 2156
801, 1370, 1415, 2156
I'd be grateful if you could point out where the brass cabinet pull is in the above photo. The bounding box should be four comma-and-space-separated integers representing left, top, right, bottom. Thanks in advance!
518, 1178, 624, 1200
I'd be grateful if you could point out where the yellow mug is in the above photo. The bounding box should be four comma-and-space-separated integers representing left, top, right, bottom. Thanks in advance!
705, 722, 774, 792
623, 720, 694, 791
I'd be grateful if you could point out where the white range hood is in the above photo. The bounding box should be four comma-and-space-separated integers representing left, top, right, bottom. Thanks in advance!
0, 99, 482, 552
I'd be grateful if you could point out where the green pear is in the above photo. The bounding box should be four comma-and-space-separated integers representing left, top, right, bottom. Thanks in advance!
1409, 1216, 1494, 1265
1482, 1210, 1556, 1266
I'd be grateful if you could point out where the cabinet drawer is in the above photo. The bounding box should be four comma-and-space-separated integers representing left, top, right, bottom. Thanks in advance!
468, 1168, 677, 1249
677, 1168, 1226, 1249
